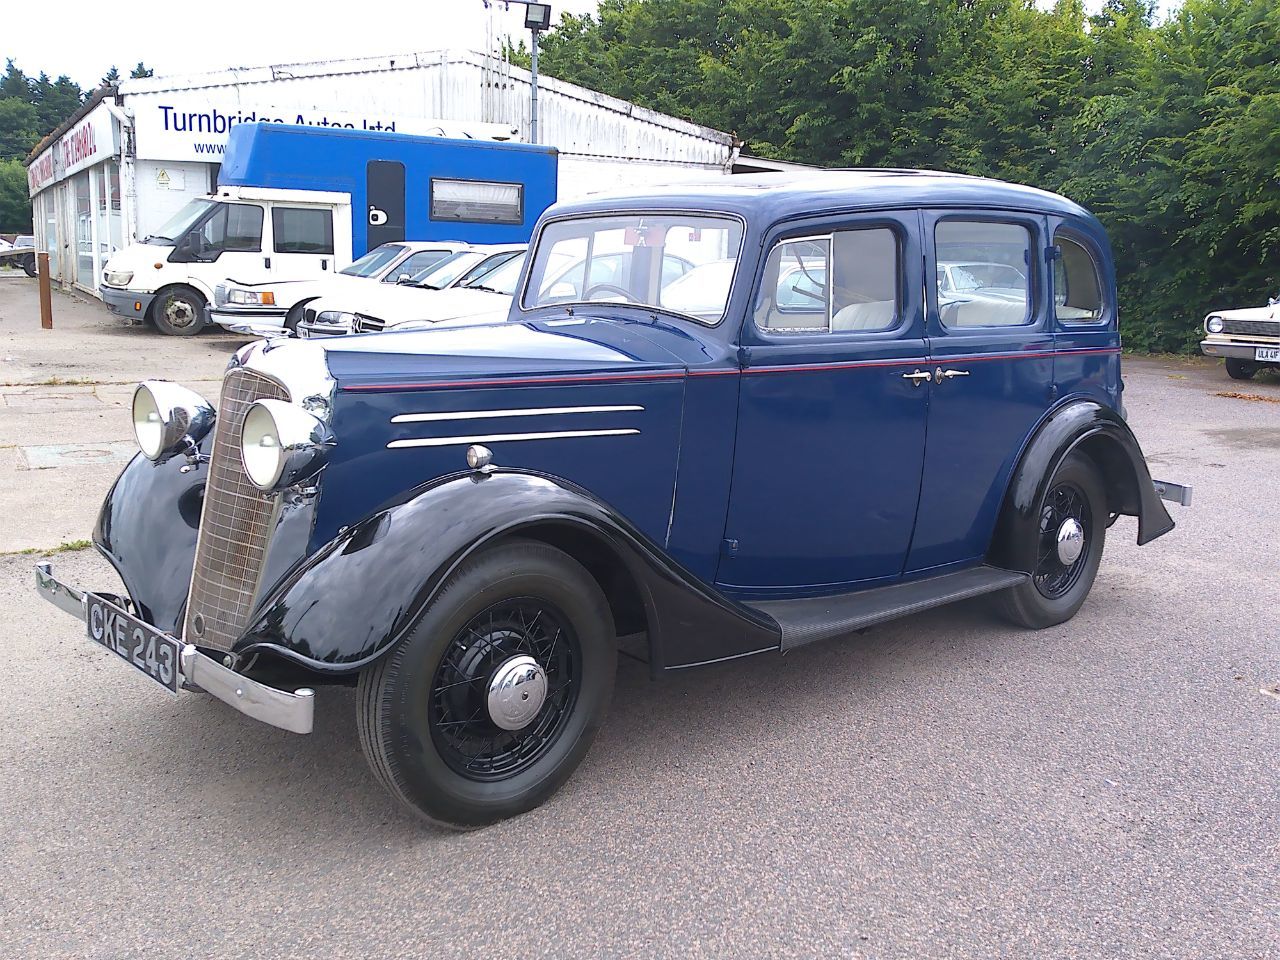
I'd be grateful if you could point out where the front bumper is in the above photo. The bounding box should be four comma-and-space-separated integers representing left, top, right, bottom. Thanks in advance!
209, 306, 288, 338
1200, 339, 1280, 362
35, 561, 315, 735
101, 286, 155, 321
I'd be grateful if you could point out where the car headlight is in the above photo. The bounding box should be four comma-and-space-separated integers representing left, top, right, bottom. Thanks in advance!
132, 381, 215, 462
314, 311, 357, 326
1205, 315, 1224, 334
227, 288, 276, 306
239, 399, 334, 492
105, 270, 133, 287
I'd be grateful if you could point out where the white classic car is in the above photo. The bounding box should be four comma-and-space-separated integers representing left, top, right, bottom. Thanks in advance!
1200, 295, 1280, 380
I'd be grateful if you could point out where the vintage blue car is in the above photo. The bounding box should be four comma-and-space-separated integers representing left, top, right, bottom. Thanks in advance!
36, 171, 1190, 828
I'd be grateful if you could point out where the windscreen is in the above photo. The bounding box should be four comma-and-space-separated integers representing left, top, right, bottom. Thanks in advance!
522, 214, 744, 324
462, 252, 528, 296
412, 251, 481, 288
341, 244, 408, 277
147, 199, 215, 244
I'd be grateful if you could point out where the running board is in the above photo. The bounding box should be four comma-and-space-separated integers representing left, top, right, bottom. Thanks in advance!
746, 565, 1028, 651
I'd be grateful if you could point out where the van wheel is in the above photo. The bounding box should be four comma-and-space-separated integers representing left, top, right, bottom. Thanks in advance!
1225, 358, 1258, 381
998, 453, 1107, 629
151, 286, 207, 336
357, 539, 616, 829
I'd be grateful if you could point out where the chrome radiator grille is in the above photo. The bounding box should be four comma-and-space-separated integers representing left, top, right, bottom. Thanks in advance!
184, 368, 290, 651
1222, 318, 1279, 338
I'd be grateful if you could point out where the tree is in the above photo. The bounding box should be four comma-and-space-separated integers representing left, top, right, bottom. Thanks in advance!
0, 59, 30, 101
130, 62, 154, 79
0, 159, 32, 233
32, 73, 84, 137
101, 65, 121, 86
0, 98, 38, 160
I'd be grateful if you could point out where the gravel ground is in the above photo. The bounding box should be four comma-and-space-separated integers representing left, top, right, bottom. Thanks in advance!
0, 353, 1276, 959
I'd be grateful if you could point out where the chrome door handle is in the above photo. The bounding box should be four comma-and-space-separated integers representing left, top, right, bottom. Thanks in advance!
902, 370, 931, 386
934, 367, 970, 384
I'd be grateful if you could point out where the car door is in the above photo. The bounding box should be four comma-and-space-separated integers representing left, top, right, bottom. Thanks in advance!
905, 210, 1054, 573
717, 212, 930, 593
269, 205, 337, 277
178, 201, 265, 283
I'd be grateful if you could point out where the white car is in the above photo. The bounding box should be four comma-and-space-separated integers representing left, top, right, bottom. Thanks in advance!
1201, 295, 1280, 380
209, 240, 475, 336
298, 249, 529, 338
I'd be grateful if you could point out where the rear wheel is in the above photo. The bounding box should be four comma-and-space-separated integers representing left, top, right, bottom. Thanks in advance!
999, 453, 1107, 629
21, 253, 36, 278
357, 539, 616, 829
1225, 358, 1258, 381
151, 285, 206, 336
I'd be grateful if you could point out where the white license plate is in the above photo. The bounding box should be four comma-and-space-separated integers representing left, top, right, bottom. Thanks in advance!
1256, 347, 1280, 362
86, 594, 182, 693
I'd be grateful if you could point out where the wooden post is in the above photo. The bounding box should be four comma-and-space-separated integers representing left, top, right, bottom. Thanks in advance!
37, 253, 53, 329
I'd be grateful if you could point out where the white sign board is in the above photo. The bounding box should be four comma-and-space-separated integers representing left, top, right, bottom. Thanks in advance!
27, 103, 121, 196
130, 94, 520, 163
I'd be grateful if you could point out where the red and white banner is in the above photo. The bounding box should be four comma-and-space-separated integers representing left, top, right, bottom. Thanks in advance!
28, 104, 120, 196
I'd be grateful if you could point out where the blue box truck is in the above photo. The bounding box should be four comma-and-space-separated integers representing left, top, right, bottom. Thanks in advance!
99, 123, 557, 335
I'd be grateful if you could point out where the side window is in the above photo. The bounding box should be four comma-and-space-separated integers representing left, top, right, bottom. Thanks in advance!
756, 227, 899, 334
1053, 234, 1104, 323
431, 179, 523, 224
935, 220, 1032, 327
272, 207, 334, 255
198, 203, 263, 253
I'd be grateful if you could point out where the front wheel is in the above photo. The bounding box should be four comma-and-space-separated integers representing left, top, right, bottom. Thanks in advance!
151, 286, 207, 336
357, 539, 616, 829
1225, 358, 1258, 381
21, 254, 37, 278
998, 452, 1107, 629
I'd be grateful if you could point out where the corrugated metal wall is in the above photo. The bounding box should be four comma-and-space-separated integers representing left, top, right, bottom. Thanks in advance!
119, 50, 738, 171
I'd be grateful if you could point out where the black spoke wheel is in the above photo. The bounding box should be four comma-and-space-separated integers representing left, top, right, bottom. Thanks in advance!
429, 599, 580, 781
1032, 481, 1092, 600
998, 452, 1107, 629
358, 539, 616, 829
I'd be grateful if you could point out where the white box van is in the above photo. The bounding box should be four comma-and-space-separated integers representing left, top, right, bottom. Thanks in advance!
99, 186, 349, 336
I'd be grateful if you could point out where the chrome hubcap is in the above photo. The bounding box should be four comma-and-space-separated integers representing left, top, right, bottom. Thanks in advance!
486, 655, 548, 731
1056, 517, 1085, 565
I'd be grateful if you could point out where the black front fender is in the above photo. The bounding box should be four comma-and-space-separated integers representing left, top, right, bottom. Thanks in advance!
235, 470, 780, 674
94, 445, 208, 634
989, 400, 1174, 571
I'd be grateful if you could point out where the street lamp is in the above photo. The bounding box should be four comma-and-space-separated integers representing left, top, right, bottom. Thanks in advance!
486, 0, 552, 144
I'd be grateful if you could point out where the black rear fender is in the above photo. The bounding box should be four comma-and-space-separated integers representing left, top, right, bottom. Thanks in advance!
989, 401, 1174, 571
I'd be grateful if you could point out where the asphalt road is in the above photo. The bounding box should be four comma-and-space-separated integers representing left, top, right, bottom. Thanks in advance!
1, 354, 1277, 959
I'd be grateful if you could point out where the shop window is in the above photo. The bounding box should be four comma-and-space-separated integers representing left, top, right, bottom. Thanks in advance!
1053, 234, 1104, 323
431, 179, 523, 224
272, 207, 334, 254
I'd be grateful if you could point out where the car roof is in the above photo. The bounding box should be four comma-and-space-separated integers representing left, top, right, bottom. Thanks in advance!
548, 169, 1096, 225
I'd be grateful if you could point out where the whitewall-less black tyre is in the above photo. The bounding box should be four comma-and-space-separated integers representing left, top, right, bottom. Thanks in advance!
357, 538, 617, 829
999, 453, 1107, 629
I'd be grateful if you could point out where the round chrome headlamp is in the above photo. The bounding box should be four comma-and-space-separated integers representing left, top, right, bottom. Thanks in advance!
131, 381, 215, 462
1206, 315, 1224, 334
239, 399, 333, 492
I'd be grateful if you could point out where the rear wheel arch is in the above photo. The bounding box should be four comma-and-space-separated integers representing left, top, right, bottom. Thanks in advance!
989, 400, 1157, 569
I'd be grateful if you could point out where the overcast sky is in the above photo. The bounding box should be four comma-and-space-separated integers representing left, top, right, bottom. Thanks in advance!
9, 0, 600, 90
11, 0, 1178, 92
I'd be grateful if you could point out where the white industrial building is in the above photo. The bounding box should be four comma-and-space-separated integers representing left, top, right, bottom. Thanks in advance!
25, 49, 753, 295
